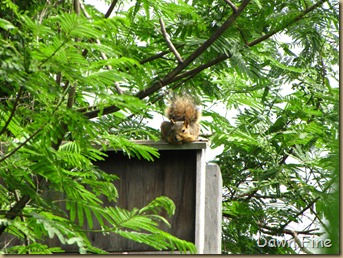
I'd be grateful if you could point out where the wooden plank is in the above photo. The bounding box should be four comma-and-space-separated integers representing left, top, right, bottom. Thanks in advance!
194, 149, 206, 254
91, 140, 208, 151
204, 164, 222, 254
89, 149, 197, 252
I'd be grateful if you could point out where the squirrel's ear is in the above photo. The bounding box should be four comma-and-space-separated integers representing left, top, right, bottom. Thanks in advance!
170, 119, 176, 124
184, 121, 189, 127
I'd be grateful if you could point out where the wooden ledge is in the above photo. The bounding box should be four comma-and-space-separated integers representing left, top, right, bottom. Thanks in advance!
92, 140, 208, 151
126, 140, 208, 150
0, 140, 209, 154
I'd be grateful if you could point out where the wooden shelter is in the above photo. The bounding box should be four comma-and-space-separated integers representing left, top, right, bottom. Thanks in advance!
88, 140, 222, 254
1, 140, 222, 254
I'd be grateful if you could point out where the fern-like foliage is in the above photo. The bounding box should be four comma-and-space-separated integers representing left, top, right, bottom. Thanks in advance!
0, 0, 339, 255
0, 2, 196, 254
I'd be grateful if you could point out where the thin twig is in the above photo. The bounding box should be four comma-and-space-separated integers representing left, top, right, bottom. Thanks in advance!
224, 0, 238, 13
38, 40, 68, 69
114, 82, 123, 95
247, 0, 327, 47
258, 227, 314, 254
0, 127, 42, 164
170, 54, 230, 83
257, 222, 322, 236
105, 0, 119, 18
159, 17, 183, 64
73, 0, 80, 14
235, 25, 248, 45
292, 230, 313, 254
0, 87, 23, 136
139, 46, 184, 65
0, 211, 32, 217
66, 0, 80, 109
79, 0, 91, 18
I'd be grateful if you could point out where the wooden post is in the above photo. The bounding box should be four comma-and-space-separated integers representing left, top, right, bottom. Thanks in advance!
195, 147, 206, 253
204, 164, 222, 253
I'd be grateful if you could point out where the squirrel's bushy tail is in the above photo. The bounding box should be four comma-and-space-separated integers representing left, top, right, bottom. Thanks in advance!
165, 95, 200, 123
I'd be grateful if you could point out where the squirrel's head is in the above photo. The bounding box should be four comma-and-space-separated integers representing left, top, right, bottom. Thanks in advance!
171, 120, 189, 144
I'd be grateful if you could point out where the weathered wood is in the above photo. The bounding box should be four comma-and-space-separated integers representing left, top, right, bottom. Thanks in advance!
92, 140, 208, 151
195, 148, 206, 253
204, 164, 222, 254
1, 140, 221, 254
89, 150, 198, 252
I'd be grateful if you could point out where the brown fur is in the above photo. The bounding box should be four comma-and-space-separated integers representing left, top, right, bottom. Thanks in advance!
161, 96, 201, 144
165, 96, 201, 123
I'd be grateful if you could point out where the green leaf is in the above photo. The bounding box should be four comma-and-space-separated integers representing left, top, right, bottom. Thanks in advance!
0, 18, 16, 31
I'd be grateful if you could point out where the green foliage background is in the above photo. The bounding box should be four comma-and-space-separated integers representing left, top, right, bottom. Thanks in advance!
0, 0, 339, 254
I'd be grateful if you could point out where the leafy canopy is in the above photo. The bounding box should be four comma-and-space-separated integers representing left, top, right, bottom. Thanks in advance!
0, 0, 339, 255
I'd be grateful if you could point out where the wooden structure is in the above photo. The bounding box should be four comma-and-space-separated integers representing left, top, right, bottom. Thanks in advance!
1, 140, 222, 254
90, 140, 222, 254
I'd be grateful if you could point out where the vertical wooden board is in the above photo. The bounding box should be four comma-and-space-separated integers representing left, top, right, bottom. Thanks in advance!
194, 149, 209, 253
204, 164, 222, 254
89, 149, 197, 252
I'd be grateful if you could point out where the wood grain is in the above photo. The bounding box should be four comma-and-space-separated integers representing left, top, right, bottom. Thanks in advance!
88, 149, 197, 252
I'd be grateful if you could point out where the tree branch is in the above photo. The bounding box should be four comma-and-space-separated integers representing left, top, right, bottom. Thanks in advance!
66, 0, 80, 109
159, 0, 250, 83
247, 0, 327, 47
67, 84, 76, 108
235, 25, 249, 45
73, 0, 80, 14
82, 0, 327, 120
257, 222, 322, 236
139, 46, 184, 65
279, 197, 320, 231
0, 127, 42, 164
159, 17, 183, 64
0, 86, 23, 136
258, 228, 314, 254
292, 231, 314, 254
0, 211, 32, 217
77, 44, 186, 109
0, 195, 31, 235
122, 71, 199, 122
170, 54, 230, 83
224, 0, 238, 13
0, 67, 78, 234
105, 0, 119, 18
82, 0, 251, 119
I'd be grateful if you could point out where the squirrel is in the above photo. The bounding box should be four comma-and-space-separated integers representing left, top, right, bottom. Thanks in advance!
160, 95, 201, 145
